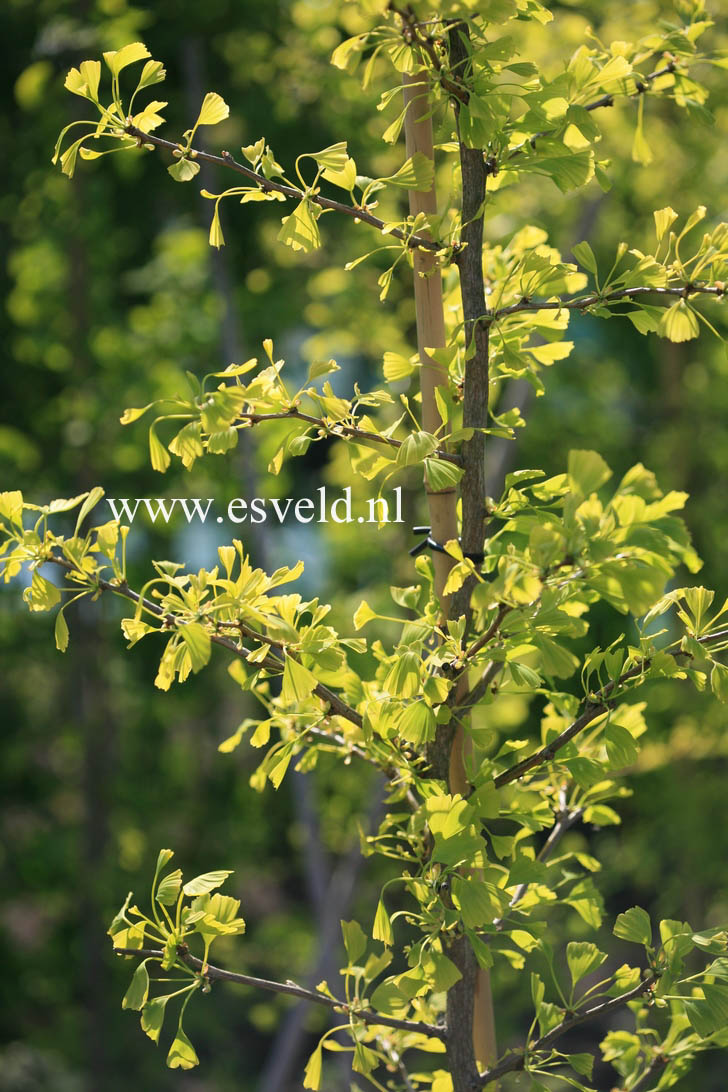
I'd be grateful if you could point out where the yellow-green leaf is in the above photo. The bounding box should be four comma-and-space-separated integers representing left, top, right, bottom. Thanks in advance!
353, 600, 377, 630
711, 661, 728, 703
183, 870, 233, 897
122, 961, 150, 1011
424, 457, 463, 492
24, 570, 61, 612
654, 206, 678, 243
631, 96, 653, 166
383, 351, 414, 381
103, 42, 151, 77
568, 449, 612, 495
180, 622, 211, 673
168, 157, 200, 182
398, 700, 436, 745
383, 151, 434, 191
64, 60, 101, 101
54, 608, 69, 652
0, 490, 23, 526
149, 423, 171, 473
373, 897, 394, 946
278, 199, 321, 253
303, 1043, 323, 1090
140, 995, 171, 1043
120, 404, 154, 425
156, 868, 182, 905
282, 656, 318, 702
166, 1026, 199, 1069
614, 906, 652, 946
310, 142, 348, 171
658, 299, 700, 342
136, 59, 166, 91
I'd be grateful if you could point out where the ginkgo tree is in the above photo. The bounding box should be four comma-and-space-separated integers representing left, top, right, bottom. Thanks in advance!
5, 1, 728, 1089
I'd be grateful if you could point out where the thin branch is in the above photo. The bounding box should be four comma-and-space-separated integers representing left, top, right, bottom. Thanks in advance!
463, 604, 511, 662
390, 3, 469, 104
494, 700, 607, 788
494, 662, 645, 788
583, 62, 677, 113
236, 407, 462, 465
477, 972, 658, 1086
48, 554, 364, 730
114, 945, 445, 1039
504, 61, 678, 164
487, 282, 726, 323
304, 725, 372, 764
457, 660, 503, 711
373, 1032, 418, 1092
627, 1054, 669, 1092
124, 125, 442, 253
494, 794, 584, 928
491, 612, 728, 789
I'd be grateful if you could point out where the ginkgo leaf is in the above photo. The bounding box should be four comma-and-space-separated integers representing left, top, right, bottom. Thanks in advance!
659, 299, 700, 342
148, 423, 171, 473
168, 157, 200, 182
303, 1042, 323, 1089
383, 152, 434, 191
572, 240, 597, 274
194, 91, 229, 128
282, 656, 318, 702
654, 206, 678, 243
122, 961, 150, 1011
135, 59, 166, 91
373, 897, 394, 946
180, 622, 211, 672
183, 870, 233, 896
631, 96, 653, 166
383, 351, 414, 381
278, 200, 321, 253
398, 700, 436, 745
54, 609, 69, 652
167, 1026, 199, 1069
103, 42, 150, 77
64, 60, 101, 101
310, 142, 348, 171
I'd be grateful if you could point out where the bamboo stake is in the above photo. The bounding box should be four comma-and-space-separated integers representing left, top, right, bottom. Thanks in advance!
402, 73, 458, 609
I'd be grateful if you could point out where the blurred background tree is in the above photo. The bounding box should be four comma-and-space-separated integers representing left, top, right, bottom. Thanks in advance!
1, 0, 727, 1089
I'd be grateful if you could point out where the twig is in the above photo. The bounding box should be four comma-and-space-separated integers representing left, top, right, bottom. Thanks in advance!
463, 604, 511, 662
488, 282, 725, 323
504, 61, 678, 164
494, 792, 584, 928
493, 700, 608, 788
493, 658, 649, 787
112, 946, 445, 1040
47, 554, 364, 730
627, 1054, 669, 1092
376, 1034, 418, 1091
457, 660, 503, 711
236, 407, 462, 465
492, 614, 728, 788
477, 973, 658, 1086
390, 3, 469, 104
124, 125, 442, 253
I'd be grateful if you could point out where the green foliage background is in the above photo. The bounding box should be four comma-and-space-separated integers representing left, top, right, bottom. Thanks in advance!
2, 0, 728, 1088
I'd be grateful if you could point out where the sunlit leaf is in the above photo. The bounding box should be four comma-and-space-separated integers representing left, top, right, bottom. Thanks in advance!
194, 91, 229, 128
